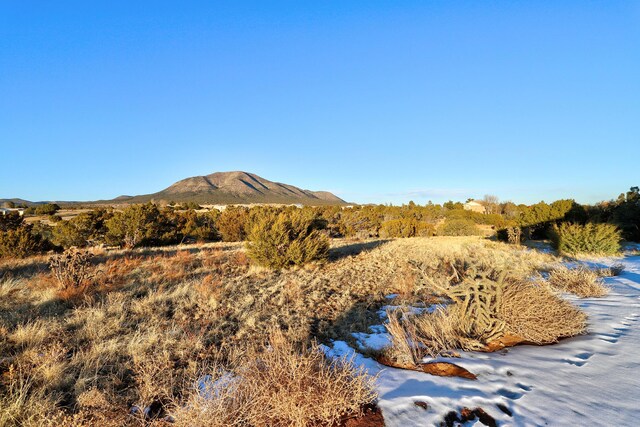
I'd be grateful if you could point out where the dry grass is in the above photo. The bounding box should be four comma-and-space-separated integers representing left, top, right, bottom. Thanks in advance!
1, 236, 586, 424
500, 282, 588, 344
547, 265, 609, 297
385, 306, 466, 364
384, 277, 589, 363
384, 308, 424, 365
0, 239, 391, 424
380, 239, 590, 362
172, 329, 376, 427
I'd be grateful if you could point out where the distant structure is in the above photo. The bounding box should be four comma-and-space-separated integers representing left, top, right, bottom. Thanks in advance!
463, 200, 486, 214
0, 207, 25, 216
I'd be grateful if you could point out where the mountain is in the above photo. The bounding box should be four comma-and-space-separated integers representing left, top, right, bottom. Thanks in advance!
0, 198, 44, 207
109, 171, 347, 205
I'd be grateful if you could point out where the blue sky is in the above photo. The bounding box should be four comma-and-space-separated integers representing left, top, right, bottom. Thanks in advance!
1, 1, 638, 205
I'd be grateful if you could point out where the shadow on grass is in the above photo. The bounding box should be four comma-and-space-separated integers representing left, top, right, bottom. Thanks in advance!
329, 240, 390, 261
0, 260, 50, 282
0, 298, 70, 328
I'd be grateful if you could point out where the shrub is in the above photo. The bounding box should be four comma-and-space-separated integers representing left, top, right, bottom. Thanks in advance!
549, 222, 621, 255
595, 263, 624, 277
52, 209, 112, 248
52, 219, 88, 248
34, 203, 60, 216
379, 218, 435, 238
246, 210, 329, 269
172, 209, 219, 242
500, 281, 587, 343
611, 186, 640, 242
496, 226, 522, 244
48, 214, 62, 223
385, 266, 588, 361
339, 207, 382, 238
216, 206, 250, 241
0, 225, 49, 259
181, 202, 202, 210
437, 219, 481, 236
547, 265, 609, 297
105, 203, 171, 248
385, 307, 464, 364
171, 330, 377, 427
49, 248, 94, 292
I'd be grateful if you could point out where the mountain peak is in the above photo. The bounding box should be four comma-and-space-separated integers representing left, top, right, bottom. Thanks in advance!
125, 171, 346, 205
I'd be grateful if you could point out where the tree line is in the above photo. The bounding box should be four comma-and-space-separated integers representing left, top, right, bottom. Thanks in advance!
1, 187, 638, 259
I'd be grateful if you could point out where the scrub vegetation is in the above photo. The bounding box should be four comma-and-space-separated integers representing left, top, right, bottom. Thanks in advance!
0, 186, 637, 425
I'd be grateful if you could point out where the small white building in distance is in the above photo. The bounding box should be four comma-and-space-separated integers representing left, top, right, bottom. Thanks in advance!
463, 200, 486, 214
0, 208, 25, 216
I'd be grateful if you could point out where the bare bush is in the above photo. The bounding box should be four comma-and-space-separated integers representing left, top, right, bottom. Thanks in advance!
500, 282, 587, 344
48, 248, 94, 292
547, 265, 609, 297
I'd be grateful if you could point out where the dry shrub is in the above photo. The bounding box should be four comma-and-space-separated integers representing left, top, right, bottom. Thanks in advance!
548, 265, 609, 297
384, 306, 480, 364
49, 249, 94, 295
27, 272, 58, 293
231, 251, 250, 268
95, 255, 144, 289
172, 329, 377, 427
413, 307, 469, 356
171, 250, 200, 270
201, 248, 225, 269
384, 309, 423, 365
49, 388, 128, 427
500, 282, 587, 344
385, 268, 589, 360
595, 263, 624, 277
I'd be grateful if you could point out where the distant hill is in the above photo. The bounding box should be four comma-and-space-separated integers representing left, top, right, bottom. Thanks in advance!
0, 198, 43, 207
2, 172, 347, 206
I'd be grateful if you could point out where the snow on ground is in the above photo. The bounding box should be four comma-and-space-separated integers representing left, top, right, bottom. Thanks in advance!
324, 254, 640, 426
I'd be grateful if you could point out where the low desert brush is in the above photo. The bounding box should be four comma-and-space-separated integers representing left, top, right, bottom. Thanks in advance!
547, 265, 609, 297
385, 307, 465, 364
500, 281, 587, 343
422, 266, 508, 346
48, 248, 94, 294
171, 329, 377, 427
384, 259, 589, 361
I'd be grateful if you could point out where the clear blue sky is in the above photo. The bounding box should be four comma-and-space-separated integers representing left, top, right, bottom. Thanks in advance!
1, 1, 638, 205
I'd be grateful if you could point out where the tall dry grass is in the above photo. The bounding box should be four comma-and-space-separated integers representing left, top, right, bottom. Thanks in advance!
547, 265, 609, 297
172, 329, 376, 427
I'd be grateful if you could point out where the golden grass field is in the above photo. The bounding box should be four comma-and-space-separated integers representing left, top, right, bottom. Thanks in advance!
0, 236, 605, 426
